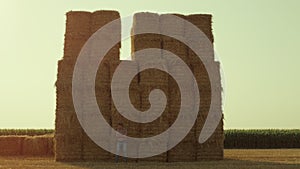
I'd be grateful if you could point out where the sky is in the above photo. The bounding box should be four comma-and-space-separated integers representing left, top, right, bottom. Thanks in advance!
0, 0, 299, 129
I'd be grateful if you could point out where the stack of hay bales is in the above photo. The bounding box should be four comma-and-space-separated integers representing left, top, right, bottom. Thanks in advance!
55, 10, 121, 161
160, 14, 197, 161
110, 60, 140, 135
82, 10, 121, 161
55, 10, 223, 162
160, 14, 189, 64
110, 60, 141, 161
55, 11, 92, 161
138, 60, 169, 162
165, 60, 197, 162
186, 14, 224, 160
131, 13, 168, 162
0, 135, 53, 156
186, 14, 214, 64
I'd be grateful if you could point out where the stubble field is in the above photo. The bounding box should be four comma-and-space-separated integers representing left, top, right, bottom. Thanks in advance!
0, 149, 299, 169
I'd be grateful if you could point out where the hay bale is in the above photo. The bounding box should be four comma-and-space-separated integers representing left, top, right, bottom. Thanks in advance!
185, 14, 214, 43
82, 132, 112, 161
160, 14, 185, 37
22, 135, 53, 156
186, 14, 214, 62
0, 136, 24, 156
55, 132, 83, 161
132, 12, 160, 35
65, 11, 91, 36
160, 14, 189, 64
91, 10, 121, 62
64, 11, 92, 60
91, 10, 120, 34
47, 135, 54, 156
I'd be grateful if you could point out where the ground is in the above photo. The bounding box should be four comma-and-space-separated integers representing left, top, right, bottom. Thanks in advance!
0, 149, 299, 169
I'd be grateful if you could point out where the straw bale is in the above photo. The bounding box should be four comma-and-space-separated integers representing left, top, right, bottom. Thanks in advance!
55, 132, 83, 161
168, 142, 196, 162
138, 59, 168, 86
185, 14, 214, 62
82, 131, 112, 161
132, 35, 161, 57
55, 105, 82, 131
95, 85, 111, 123
91, 10, 120, 34
47, 136, 54, 156
109, 60, 139, 85
185, 14, 214, 43
91, 11, 121, 62
111, 107, 141, 138
0, 136, 24, 156
96, 61, 110, 85
65, 11, 91, 36
160, 14, 185, 37
187, 46, 214, 63
22, 135, 53, 156
139, 152, 168, 162
63, 38, 89, 60
132, 12, 160, 35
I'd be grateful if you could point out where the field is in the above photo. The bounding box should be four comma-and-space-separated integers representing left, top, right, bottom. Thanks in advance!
0, 149, 299, 169
225, 129, 300, 148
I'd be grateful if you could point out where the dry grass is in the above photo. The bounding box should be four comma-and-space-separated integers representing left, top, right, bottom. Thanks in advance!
0, 149, 299, 169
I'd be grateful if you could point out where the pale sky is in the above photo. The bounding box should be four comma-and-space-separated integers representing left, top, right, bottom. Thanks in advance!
0, 0, 299, 129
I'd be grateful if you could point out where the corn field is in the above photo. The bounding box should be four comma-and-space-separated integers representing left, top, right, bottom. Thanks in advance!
225, 129, 300, 149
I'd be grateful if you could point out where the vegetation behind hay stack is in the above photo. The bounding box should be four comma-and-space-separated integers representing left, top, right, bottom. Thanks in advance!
0, 129, 53, 136
225, 129, 300, 149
